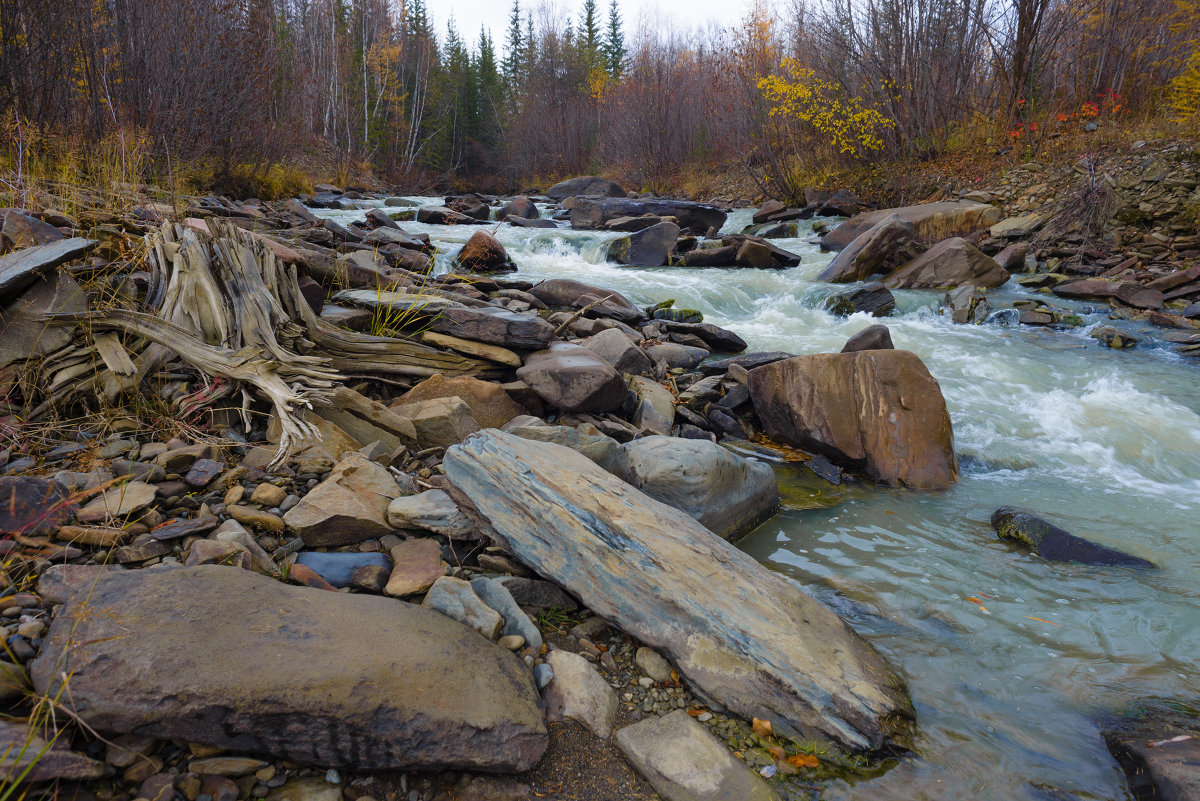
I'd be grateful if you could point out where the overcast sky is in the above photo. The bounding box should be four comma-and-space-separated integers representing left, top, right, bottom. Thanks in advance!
425, 0, 755, 49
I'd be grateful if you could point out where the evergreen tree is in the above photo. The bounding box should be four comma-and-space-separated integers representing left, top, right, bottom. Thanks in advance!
581, 0, 601, 60
477, 26, 503, 153
501, 0, 524, 89
602, 0, 626, 78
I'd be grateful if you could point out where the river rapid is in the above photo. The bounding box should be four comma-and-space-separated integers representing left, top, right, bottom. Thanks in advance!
313, 199, 1200, 801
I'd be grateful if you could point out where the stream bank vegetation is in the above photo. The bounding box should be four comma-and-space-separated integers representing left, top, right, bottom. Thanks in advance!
2, 0, 1199, 205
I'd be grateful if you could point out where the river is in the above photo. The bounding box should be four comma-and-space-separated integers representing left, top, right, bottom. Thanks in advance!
312, 199, 1200, 801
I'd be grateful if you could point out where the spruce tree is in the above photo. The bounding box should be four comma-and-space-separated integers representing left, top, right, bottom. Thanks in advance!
581, 0, 601, 60
501, 0, 523, 89
603, 0, 626, 78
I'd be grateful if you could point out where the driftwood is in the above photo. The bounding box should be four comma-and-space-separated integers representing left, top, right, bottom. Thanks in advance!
39, 219, 494, 467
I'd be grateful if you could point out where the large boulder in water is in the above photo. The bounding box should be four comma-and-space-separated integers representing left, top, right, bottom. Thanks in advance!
817, 214, 914, 283
499, 197, 539, 220
748, 350, 958, 488
443, 430, 913, 750
31, 565, 548, 771
516, 343, 627, 413
570, 197, 726, 235
527, 278, 645, 324
882, 237, 1009, 290
821, 201, 1002, 251
990, 508, 1154, 567
454, 229, 516, 273
613, 436, 779, 539
606, 221, 680, 267
545, 176, 627, 201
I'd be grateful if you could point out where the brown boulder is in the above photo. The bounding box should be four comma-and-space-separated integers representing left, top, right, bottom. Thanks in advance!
882, 237, 1009, 290
748, 350, 958, 488
282, 453, 400, 546
818, 214, 914, 283
516, 343, 626, 413
455, 230, 516, 273
821, 201, 1001, 251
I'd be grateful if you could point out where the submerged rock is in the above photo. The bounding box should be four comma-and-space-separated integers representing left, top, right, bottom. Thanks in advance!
824, 282, 896, 317
749, 350, 958, 488
1102, 701, 1200, 801
443, 430, 913, 751
32, 565, 548, 771
990, 508, 1154, 567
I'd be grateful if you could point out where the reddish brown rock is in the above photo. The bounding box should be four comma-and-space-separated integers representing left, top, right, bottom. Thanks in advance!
748, 350, 958, 488
882, 237, 1009, 290
454, 230, 516, 273
393, 374, 527, 429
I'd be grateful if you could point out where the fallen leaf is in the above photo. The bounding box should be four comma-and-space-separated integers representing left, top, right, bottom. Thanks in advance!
752, 718, 774, 739
786, 753, 820, 768
766, 745, 786, 760
686, 707, 705, 717
966, 596, 991, 614
1026, 616, 1061, 626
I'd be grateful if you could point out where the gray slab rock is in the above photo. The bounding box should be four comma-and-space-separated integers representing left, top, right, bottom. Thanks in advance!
613, 436, 778, 539
606, 222, 681, 267
504, 420, 620, 472
0, 271, 88, 368
390, 396, 481, 450
31, 566, 547, 771
423, 576, 504, 639
628, 376, 675, 435
471, 577, 543, 652
282, 453, 400, 546
428, 306, 556, 349
0, 720, 107, 781
443, 430, 913, 750
615, 710, 779, 801
582, 328, 652, 375
543, 650, 618, 738
0, 237, 97, 302
387, 489, 474, 538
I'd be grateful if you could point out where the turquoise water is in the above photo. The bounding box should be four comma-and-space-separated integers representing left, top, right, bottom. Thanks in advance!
314, 199, 1200, 800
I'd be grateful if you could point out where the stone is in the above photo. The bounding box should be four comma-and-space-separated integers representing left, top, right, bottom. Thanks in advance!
0, 237, 97, 302
581, 328, 652, 375
314, 386, 418, 455
657, 321, 747, 353
626, 375, 674, 434
455, 230, 516, 273
185, 458, 224, 488
394, 375, 526, 430
419, 331, 522, 367
1114, 283, 1164, 310
1, 209, 64, 248
989, 213, 1047, 238
504, 421, 619, 472
994, 243, 1030, 272
613, 436, 778, 539
749, 350, 957, 488
825, 282, 896, 317
0, 271, 87, 368
33, 566, 546, 771
389, 396, 481, 450
634, 647, 672, 682
186, 539, 252, 568
294, 552, 393, 588
422, 576, 504, 639
443, 431, 912, 750
991, 508, 1154, 567
1102, 703, 1200, 801
229, 505, 286, 534
416, 206, 486, 226
545, 176, 626, 200
821, 201, 1001, 251
944, 285, 991, 325
283, 453, 400, 546
516, 343, 626, 413
1091, 325, 1138, 349
606, 222, 680, 267
76, 481, 158, 523
817, 215, 914, 283
428, 306, 556, 350
752, 199, 787, 224
527, 278, 645, 324
882, 237, 1009, 290
471, 577, 543, 652
570, 197, 726, 235
0, 476, 74, 535
496, 576, 581, 612
0, 719, 107, 781
841, 324, 894, 352
188, 756, 269, 776
266, 778, 344, 801
251, 483, 288, 507
500, 197, 539, 220
542, 650, 618, 738
702, 352, 793, 375
387, 490, 474, 538
382, 536, 447, 597
1052, 278, 1122, 300
646, 342, 708, 369
0, 660, 29, 703
615, 711, 779, 801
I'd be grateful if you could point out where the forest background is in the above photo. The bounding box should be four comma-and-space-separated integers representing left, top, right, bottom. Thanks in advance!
2, 0, 1199, 203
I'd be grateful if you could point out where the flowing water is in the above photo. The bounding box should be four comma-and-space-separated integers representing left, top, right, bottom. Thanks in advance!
313, 199, 1200, 801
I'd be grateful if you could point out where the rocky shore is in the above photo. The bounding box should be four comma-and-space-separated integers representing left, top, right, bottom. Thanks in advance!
1, 150, 1197, 800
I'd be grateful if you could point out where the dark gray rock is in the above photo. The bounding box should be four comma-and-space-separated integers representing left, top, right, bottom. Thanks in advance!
516, 343, 627, 413
545, 176, 626, 201
824, 282, 896, 317
991, 508, 1154, 567
571, 197, 726, 235
657, 322, 747, 353
0, 271, 88, 368
527, 278, 645, 324
1102, 702, 1200, 801
32, 565, 547, 771
416, 206, 487, 226
429, 306, 556, 349
701, 352, 794, 375
607, 222, 680, 267
0, 237, 97, 302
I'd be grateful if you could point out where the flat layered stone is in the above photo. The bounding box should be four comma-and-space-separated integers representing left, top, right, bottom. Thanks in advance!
444, 430, 913, 751
32, 566, 547, 771
821, 202, 1001, 251
428, 306, 556, 350
0, 237, 97, 301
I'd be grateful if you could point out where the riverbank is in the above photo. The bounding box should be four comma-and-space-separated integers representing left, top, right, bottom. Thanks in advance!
1, 167, 1198, 801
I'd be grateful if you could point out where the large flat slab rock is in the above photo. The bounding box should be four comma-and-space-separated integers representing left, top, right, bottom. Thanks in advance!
882, 237, 1009, 290
570, 197, 727, 235
0, 237, 97, 302
428, 306, 556, 350
31, 565, 547, 771
444, 430, 912, 751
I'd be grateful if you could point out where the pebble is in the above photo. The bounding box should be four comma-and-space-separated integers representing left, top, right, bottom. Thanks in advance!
498, 634, 525, 651
533, 663, 554, 689
251, 483, 288, 508
223, 486, 244, 506
324, 769, 341, 784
